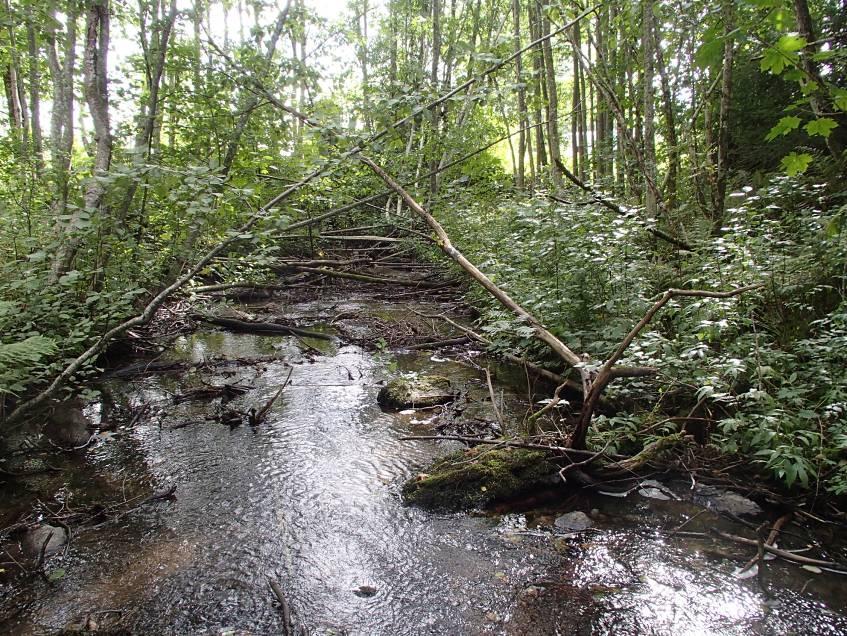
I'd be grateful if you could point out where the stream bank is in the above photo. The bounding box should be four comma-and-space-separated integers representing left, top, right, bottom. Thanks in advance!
2, 277, 847, 634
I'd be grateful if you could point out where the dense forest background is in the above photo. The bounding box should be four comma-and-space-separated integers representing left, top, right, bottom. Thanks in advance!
0, 0, 845, 493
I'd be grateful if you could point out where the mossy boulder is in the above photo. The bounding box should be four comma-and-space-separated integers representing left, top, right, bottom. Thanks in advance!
377, 374, 454, 410
402, 447, 558, 512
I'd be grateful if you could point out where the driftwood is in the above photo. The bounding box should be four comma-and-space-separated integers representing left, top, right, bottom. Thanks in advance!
279, 234, 404, 243
191, 282, 293, 293
276, 258, 368, 268
405, 336, 471, 350
250, 367, 293, 425
737, 512, 793, 576
712, 528, 847, 574
281, 266, 454, 288
268, 578, 294, 636
191, 314, 333, 340
107, 356, 277, 378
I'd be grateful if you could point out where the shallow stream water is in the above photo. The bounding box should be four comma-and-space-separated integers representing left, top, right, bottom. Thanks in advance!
2, 294, 847, 635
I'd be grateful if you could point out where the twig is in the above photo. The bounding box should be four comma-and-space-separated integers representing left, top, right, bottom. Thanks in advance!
250, 368, 293, 425
484, 367, 505, 431
405, 336, 471, 350
712, 529, 847, 573
737, 512, 794, 575
268, 577, 293, 636
36, 529, 55, 577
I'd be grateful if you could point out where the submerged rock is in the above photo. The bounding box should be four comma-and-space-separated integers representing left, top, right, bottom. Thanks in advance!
402, 447, 558, 512
694, 485, 762, 517
43, 398, 91, 447
553, 511, 594, 532
377, 375, 454, 410
23, 524, 67, 557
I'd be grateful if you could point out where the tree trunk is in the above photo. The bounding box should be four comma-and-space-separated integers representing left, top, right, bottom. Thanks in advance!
512, 0, 526, 189
642, 0, 658, 220
571, 23, 581, 176
793, 0, 843, 159
428, 0, 441, 198
51, 0, 113, 282
712, 0, 734, 231
26, 6, 44, 176
654, 18, 678, 210
528, 2, 547, 174
45, 0, 77, 223
541, 13, 563, 187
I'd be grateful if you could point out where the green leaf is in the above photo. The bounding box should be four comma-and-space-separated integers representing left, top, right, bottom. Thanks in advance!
761, 48, 790, 75
766, 116, 802, 141
800, 80, 819, 95
804, 118, 837, 139
833, 89, 847, 112
47, 568, 66, 582
780, 152, 813, 176
776, 34, 807, 54
761, 35, 805, 75
695, 38, 725, 69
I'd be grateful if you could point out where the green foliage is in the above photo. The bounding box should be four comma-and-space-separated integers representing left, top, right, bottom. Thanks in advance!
780, 151, 813, 175
438, 169, 846, 494
0, 332, 57, 396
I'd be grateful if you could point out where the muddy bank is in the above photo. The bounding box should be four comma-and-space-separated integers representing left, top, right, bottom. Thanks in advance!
2, 279, 847, 635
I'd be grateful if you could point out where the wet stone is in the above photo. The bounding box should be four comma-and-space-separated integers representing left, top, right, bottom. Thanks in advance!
23, 524, 67, 557
43, 398, 91, 447
377, 374, 454, 410
554, 511, 594, 532
695, 486, 762, 517
402, 447, 558, 512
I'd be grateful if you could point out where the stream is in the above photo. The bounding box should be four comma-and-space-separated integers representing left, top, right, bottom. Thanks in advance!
2, 288, 847, 635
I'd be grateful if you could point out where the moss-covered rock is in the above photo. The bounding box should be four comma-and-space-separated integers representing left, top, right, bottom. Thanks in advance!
402, 447, 558, 512
377, 374, 454, 410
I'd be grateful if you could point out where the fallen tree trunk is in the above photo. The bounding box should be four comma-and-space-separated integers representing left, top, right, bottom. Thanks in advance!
405, 336, 471, 350
191, 314, 333, 340
358, 153, 657, 447
191, 282, 294, 293
283, 266, 455, 288
278, 234, 404, 243
359, 154, 765, 450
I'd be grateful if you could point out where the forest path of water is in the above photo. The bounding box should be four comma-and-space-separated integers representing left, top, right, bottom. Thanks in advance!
2, 281, 847, 635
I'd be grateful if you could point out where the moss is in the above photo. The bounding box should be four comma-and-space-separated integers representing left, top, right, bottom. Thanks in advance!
377, 374, 453, 409
402, 447, 557, 512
